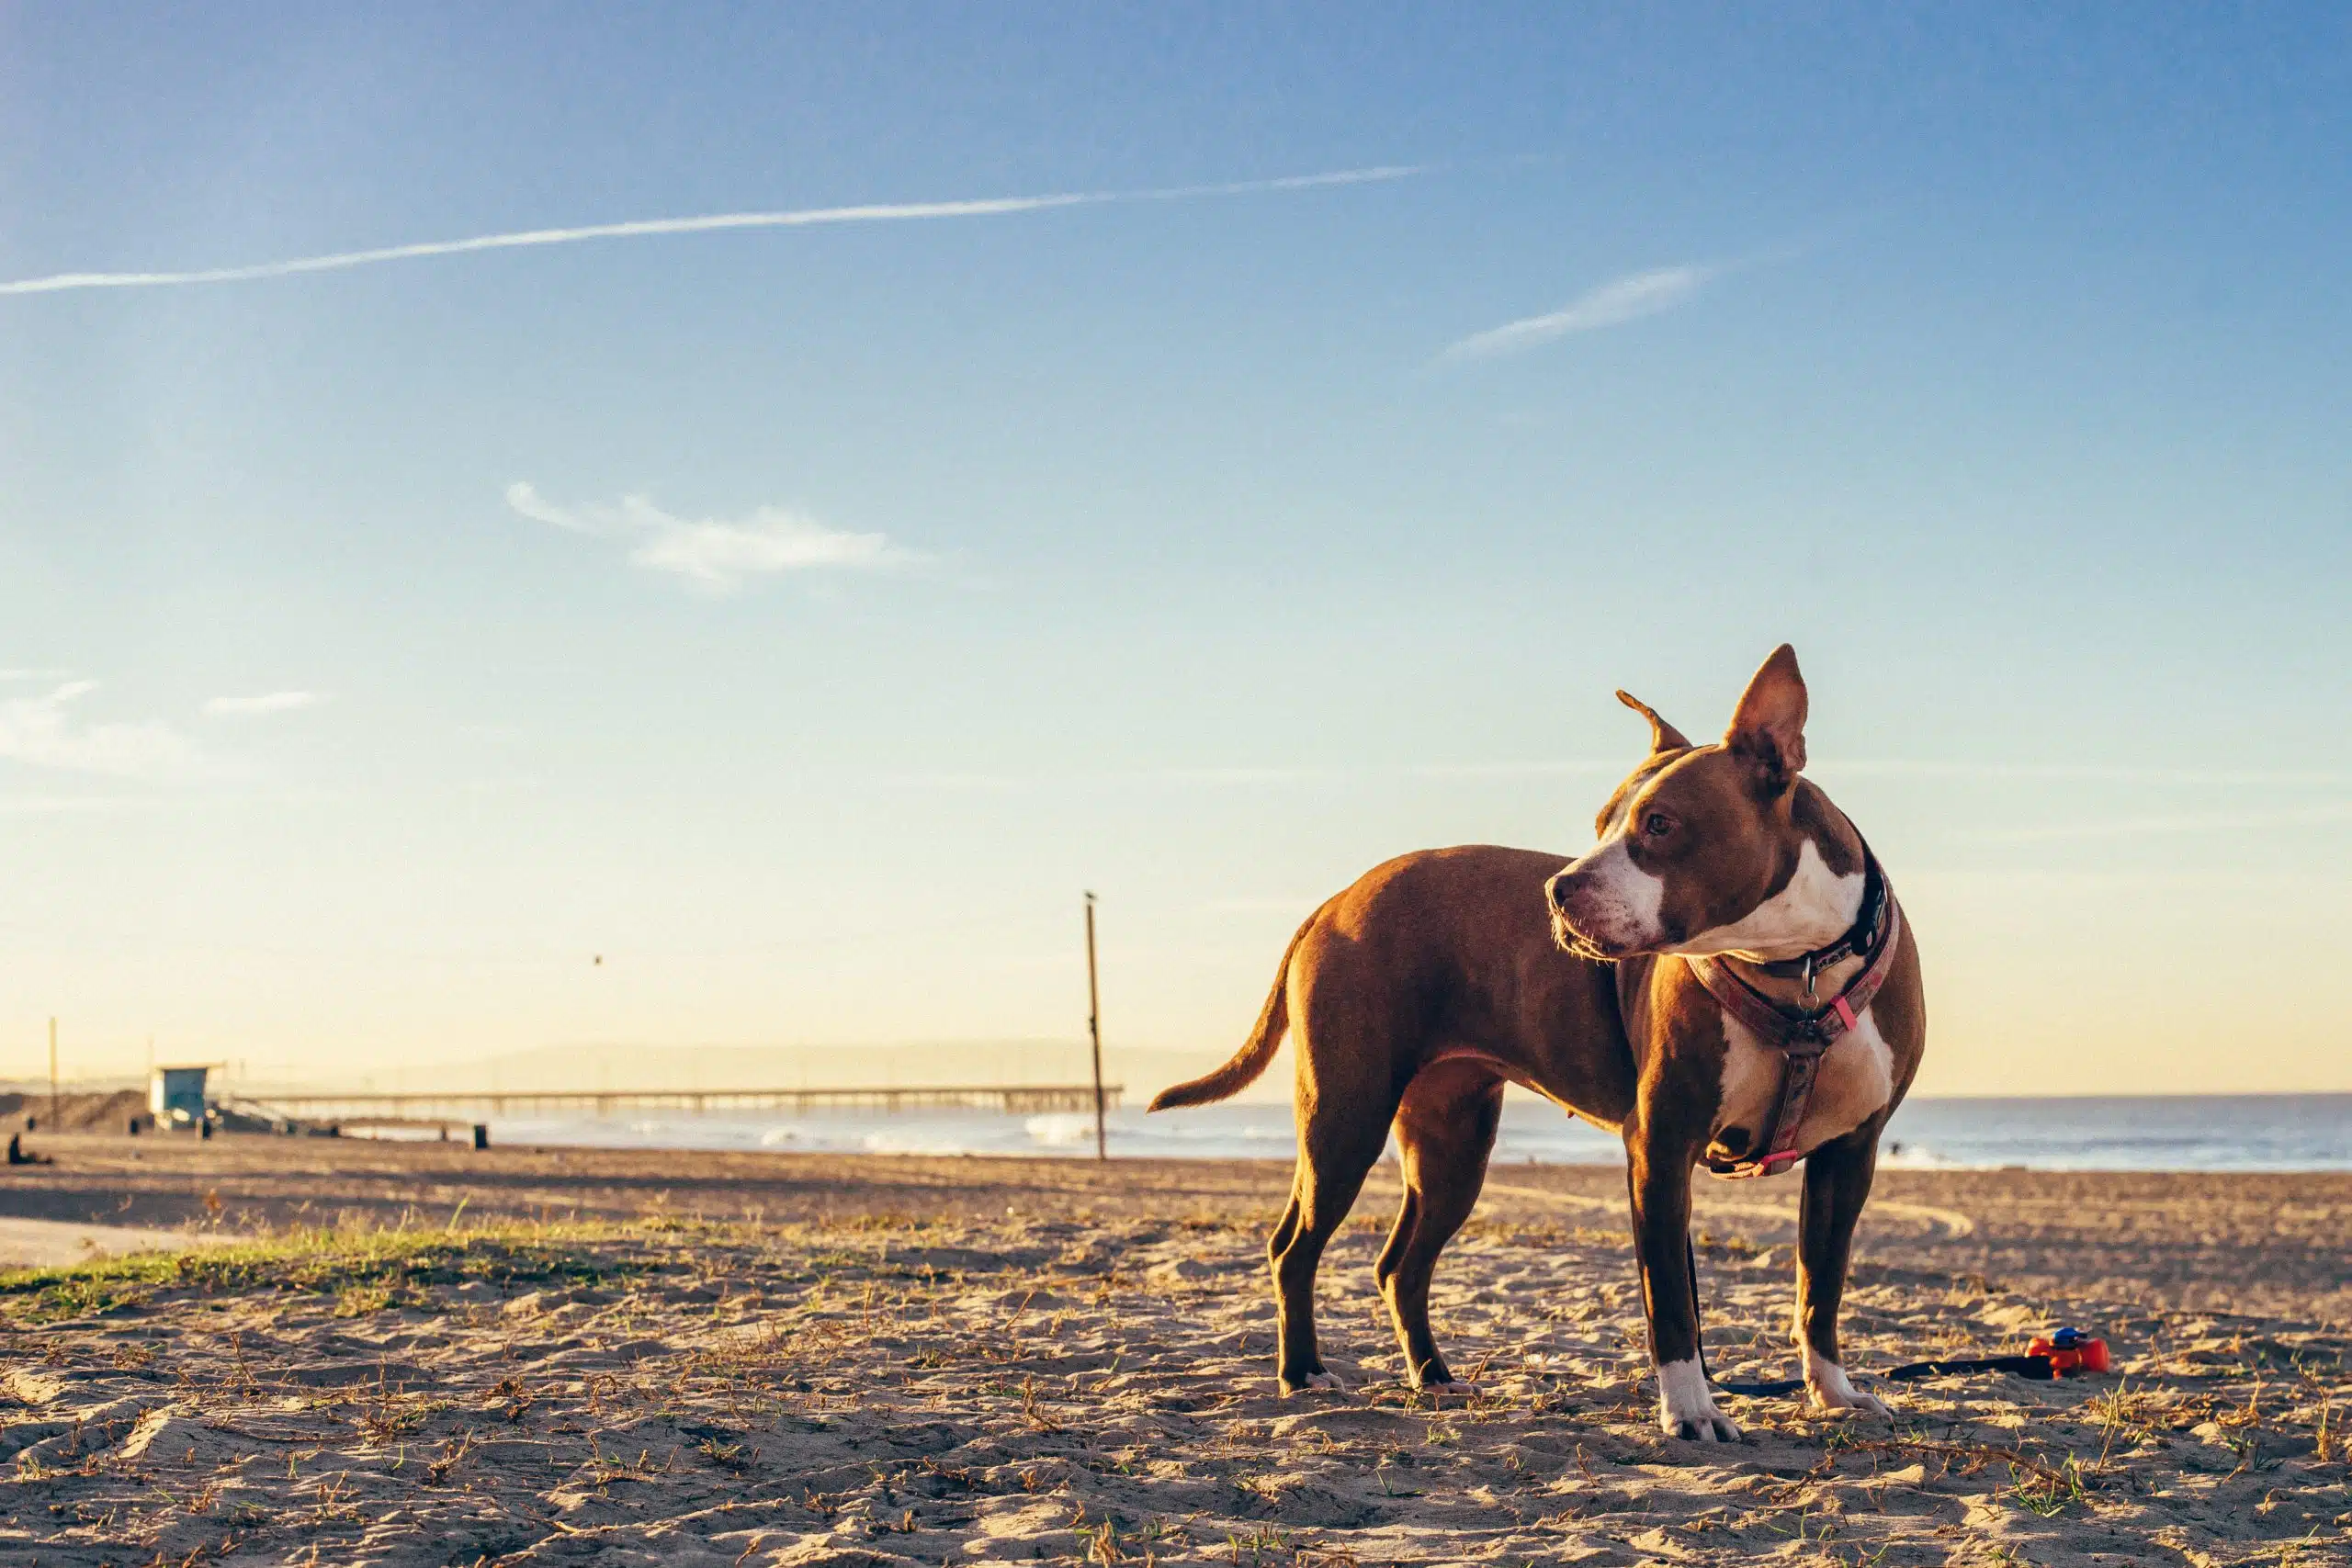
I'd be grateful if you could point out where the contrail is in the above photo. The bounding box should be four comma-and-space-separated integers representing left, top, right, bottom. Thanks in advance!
1440, 263, 1722, 361
0, 164, 1422, 297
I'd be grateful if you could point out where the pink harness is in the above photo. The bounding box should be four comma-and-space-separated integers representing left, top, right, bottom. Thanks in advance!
1688, 854, 1903, 1179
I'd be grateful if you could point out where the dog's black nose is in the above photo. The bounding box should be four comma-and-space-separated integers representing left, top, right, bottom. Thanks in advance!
1544, 870, 1577, 915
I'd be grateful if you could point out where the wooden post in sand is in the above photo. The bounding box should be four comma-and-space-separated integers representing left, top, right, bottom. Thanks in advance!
1084, 893, 1106, 1162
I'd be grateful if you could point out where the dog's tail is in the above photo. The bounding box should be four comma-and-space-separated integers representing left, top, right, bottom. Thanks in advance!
1148, 911, 1316, 1112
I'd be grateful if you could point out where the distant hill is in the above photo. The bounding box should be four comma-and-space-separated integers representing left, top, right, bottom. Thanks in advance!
260, 1039, 1291, 1104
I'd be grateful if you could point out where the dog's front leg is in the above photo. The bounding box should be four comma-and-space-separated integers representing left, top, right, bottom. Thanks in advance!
1795, 1122, 1892, 1418
1626, 1136, 1740, 1442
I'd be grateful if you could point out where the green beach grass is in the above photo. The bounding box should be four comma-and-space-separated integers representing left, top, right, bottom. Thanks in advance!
0, 1222, 647, 1325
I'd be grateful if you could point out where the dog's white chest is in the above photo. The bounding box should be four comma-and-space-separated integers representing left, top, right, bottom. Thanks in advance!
1712, 1008, 1894, 1158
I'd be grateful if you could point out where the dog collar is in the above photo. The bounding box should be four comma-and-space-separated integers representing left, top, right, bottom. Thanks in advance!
1690, 848, 1903, 1180
1746, 848, 1890, 998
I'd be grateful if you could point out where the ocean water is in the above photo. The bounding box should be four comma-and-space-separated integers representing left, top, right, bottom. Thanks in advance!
480, 1093, 2352, 1173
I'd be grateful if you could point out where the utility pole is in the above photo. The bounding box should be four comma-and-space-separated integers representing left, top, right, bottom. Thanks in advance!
48, 1018, 59, 1124
1084, 893, 1106, 1163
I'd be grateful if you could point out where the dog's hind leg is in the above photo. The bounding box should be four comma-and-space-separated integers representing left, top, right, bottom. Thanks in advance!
1270, 990, 1407, 1397
1269, 1099, 1393, 1395
1376, 1058, 1503, 1393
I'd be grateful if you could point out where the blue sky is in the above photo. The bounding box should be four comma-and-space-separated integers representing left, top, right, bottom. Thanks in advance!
2, 5, 2346, 1093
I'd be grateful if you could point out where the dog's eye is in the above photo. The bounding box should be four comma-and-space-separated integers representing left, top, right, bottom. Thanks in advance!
1643, 812, 1673, 838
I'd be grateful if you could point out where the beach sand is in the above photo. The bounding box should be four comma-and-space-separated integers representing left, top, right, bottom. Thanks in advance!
3, 1134, 2346, 1564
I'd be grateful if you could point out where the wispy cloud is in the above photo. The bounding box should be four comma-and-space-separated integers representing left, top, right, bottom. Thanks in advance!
885, 760, 1627, 792
0, 681, 201, 781
1441, 263, 1721, 361
205, 691, 323, 717
887, 755, 2344, 798
882, 772, 1029, 793
508, 483, 925, 592
0, 794, 164, 816
1910, 867, 2351, 892
1960, 802, 2352, 843
1818, 759, 2352, 786
1408, 760, 1623, 780
0, 164, 1423, 298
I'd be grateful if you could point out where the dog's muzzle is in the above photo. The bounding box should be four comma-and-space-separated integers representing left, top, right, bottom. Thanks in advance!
1546, 863, 1648, 961
1544, 867, 1617, 960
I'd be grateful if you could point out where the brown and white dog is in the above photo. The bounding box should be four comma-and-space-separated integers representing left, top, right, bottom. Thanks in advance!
1150, 646, 1925, 1441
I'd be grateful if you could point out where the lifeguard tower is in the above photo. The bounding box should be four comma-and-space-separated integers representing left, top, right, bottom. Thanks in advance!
149, 1064, 216, 1129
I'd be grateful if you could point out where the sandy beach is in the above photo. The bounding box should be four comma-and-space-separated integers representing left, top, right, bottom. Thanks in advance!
4, 1134, 2346, 1565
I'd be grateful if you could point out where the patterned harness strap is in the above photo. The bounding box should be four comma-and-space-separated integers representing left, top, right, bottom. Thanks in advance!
1688, 856, 1904, 1179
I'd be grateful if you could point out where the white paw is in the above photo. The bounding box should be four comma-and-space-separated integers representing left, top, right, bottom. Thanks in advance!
1657, 1357, 1742, 1443
1283, 1370, 1346, 1395
1804, 1349, 1891, 1418
1413, 1379, 1475, 1396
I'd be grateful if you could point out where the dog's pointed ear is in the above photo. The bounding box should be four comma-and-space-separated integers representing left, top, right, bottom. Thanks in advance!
1724, 644, 1808, 793
1615, 690, 1691, 754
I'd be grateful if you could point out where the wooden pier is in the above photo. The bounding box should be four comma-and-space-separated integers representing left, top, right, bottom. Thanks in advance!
239, 1083, 1122, 1121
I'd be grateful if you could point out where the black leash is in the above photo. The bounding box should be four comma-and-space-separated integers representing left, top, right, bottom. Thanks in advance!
1883, 1353, 2063, 1382
1715, 1353, 2062, 1395
1685, 1226, 2097, 1397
